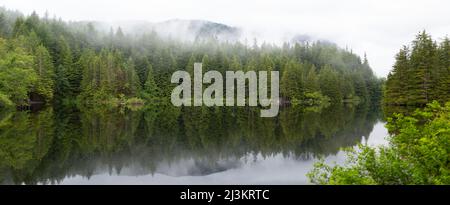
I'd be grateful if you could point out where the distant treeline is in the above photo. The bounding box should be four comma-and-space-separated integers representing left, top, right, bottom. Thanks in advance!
0, 8, 383, 108
384, 31, 449, 106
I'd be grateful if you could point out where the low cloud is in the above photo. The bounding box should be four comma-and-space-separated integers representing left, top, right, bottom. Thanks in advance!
2, 0, 449, 77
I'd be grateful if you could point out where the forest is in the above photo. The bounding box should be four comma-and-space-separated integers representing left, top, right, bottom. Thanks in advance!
0, 7, 383, 109
2, 6, 449, 185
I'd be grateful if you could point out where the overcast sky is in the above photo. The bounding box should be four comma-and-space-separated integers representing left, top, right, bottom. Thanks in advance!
2, 0, 449, 77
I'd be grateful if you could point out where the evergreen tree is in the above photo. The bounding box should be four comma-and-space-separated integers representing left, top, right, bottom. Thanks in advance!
0, 13, 9, 37
304, 65, 319, 93
409, 31, 437, 105
352, 72, 368, 102
385, 47, 410, 105
280, 60, 304, 101
54, 36, 75, 98
435, 37, 450, 102
135, 57, 151, 86
143, 64, 159, 102
186, 54, 196, 75
229, 55, 242, 71
54, 65, 71, 100
79, 49, 96, 95
123, 57, 141, 96
319, 65, 342, 103
33, 45, 55, 102
12, 17, 27, 37
201, 54, 209, 71
340, 72, 355, 100
154, 50, 178, 100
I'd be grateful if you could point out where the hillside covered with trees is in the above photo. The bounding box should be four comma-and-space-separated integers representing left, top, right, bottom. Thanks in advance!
0, 7, 382, 109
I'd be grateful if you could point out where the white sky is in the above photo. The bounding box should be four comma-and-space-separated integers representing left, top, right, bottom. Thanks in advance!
2, 0, 449, 77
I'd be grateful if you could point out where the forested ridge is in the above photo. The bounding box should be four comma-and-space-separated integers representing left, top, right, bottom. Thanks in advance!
0, 8, 382, 109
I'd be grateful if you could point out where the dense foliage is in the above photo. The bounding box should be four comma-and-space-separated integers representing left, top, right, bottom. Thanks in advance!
308, 101, 450, 184
308, 31, 450, 185
0, 8, 382, 108
384, 31, 450, 105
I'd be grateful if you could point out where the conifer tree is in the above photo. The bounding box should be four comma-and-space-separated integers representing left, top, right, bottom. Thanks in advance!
409, 31, 437, 105
123, 57, 141, 96
280, 60, 304, 101
304, 65, 319, 93
385, 47, 410, 105
143, 64, 159, 101
435, 37, 450, 102
201, 54, 209, 71
54, 65, 71, 100
319, 65, 342, 103
0, 13, 9, 37
33, 45, 55, 101
54, 36, 74, 98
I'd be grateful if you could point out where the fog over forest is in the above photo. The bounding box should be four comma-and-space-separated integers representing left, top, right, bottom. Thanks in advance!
2, 0, 449, 77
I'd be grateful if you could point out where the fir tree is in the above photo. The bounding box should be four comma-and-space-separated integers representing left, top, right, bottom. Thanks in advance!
33, 45, 55, 101
409, 31, 437, 105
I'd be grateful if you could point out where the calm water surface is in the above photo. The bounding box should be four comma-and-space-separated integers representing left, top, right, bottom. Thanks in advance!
0, 104, 387, 184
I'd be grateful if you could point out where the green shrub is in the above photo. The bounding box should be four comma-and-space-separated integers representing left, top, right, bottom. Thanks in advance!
308, 101, 450, 184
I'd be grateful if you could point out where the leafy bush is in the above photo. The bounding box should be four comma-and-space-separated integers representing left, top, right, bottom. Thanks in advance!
308, 101, 450, 184
0, 92, 13, 108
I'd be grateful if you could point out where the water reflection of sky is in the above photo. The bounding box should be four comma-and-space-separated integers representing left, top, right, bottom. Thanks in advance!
59, 121, 388, 185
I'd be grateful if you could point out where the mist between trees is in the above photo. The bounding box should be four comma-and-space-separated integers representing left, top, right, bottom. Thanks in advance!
0, 8, 383, 110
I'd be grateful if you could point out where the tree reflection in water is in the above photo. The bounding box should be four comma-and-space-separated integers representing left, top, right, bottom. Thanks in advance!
0, 103, 382, 184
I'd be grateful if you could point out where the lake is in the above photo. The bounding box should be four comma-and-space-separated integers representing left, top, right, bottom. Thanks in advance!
0, 104, 387, 184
